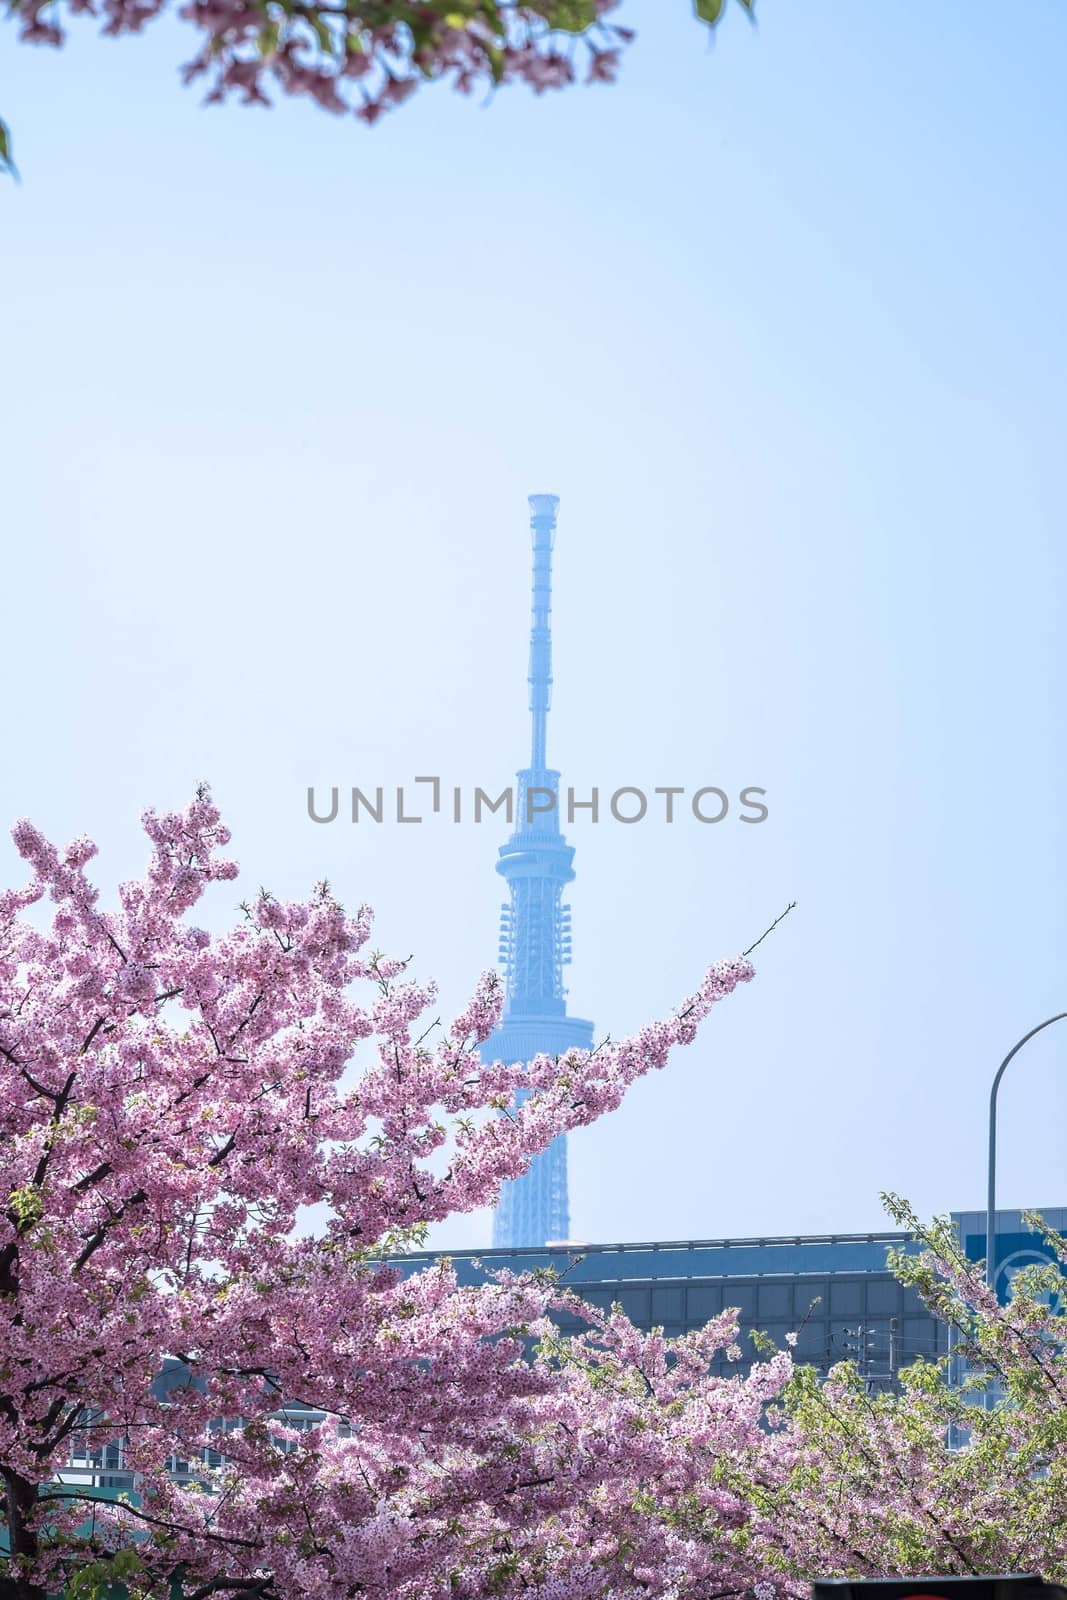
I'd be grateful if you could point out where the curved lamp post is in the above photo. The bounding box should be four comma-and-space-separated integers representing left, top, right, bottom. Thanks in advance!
987, 1013, 1067, 1288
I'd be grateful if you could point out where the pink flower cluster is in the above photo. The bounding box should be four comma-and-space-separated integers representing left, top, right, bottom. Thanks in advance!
0, 789, 758, 1599
10, 0, 636, 127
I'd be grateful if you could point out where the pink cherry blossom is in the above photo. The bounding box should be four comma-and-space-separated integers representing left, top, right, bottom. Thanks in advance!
0, 788, 761, 1600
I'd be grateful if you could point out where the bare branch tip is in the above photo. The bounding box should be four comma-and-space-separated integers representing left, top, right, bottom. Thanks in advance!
742, 899, 796, 959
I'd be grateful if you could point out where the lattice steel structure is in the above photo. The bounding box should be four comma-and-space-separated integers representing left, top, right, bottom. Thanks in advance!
487, 495, 594, 1248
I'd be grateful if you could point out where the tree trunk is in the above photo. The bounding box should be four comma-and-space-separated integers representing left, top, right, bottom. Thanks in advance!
1, 1469, 46, 1600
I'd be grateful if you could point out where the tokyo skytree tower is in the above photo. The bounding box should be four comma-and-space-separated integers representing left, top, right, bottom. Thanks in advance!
486, 494, 594, 1249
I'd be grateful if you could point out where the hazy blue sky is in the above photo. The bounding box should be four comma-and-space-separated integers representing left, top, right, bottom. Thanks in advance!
3, 1, 1066, 1251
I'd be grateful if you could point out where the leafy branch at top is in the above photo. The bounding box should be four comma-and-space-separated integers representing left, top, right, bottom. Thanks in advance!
2, 0, 755, 177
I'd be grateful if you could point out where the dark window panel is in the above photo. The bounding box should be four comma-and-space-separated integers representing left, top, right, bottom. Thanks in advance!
758, 1284, 792, 1319
829, 1279, 863, 1315
652, 1286, 685, 1322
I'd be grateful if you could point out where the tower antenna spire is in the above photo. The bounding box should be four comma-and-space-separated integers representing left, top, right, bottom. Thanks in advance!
527, 493, 558, 773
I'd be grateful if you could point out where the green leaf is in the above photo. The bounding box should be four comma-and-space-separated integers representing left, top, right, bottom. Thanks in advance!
537, 0, 596, 33
258, 18, 281, 53
696, 0, 755, 24
0, 117, 18, 181
309, 11, 335, 52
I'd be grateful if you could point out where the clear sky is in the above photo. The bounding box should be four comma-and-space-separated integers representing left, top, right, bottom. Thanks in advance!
3, 0, 1066, 1252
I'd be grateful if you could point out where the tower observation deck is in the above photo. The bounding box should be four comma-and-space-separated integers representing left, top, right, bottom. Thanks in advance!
486, 494, 595, 1249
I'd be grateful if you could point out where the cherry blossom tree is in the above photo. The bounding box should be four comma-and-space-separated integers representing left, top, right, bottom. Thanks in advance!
6, 787, 1067, 1600
0, 0, 752, 177
750, 1198, 1067, 1587
599, 1197, 1067, 1596
0, 788, 762, 1600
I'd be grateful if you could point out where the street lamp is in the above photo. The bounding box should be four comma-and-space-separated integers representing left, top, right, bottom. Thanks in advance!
986, 1012, 1067, 1289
